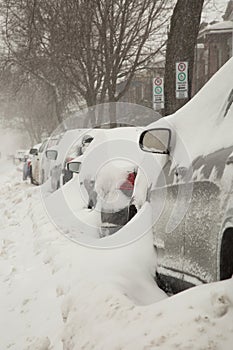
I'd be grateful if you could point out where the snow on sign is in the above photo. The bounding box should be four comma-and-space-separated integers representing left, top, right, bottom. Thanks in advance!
153, 77, 164, 110
176, 61, 188, 99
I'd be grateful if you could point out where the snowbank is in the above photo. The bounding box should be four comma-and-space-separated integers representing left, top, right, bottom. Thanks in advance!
1, 160, 233, 350
2, 60, 233, 348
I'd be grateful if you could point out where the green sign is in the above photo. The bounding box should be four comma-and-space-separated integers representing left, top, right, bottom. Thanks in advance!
154, 86, 162, 94
178, 72, 186, 82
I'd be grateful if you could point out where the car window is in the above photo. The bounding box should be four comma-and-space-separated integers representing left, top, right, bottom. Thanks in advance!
67, 144, 80, 157
39, 140, 48, 153
47, 134, 63, 148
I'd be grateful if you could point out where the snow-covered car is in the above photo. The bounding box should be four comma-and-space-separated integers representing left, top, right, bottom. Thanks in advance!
137, 57, 233, 293
22, 144, 41, 181
66, 127, 146, 234
29, 144, 41, 158
30, 134, 63, 185
66, 131, 99, 175
30, 138, 48, 185
45, 129, 90, 191
65, 58, 233, 292
62, 133, 94, 185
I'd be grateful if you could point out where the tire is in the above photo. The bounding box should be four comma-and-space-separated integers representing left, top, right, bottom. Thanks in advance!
29, 166, 33, 184
220, 228, 233, 280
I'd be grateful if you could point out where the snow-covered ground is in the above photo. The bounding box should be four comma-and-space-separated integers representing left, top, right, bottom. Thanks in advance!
1, 158, 233, 350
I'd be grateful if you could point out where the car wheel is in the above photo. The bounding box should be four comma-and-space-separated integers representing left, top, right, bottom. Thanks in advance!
30, 167, 35, 185
220, 228, 233, 280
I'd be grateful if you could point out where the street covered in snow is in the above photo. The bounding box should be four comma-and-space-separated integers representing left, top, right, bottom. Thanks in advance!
1, 1, 233, 349
1, 156, 233, 349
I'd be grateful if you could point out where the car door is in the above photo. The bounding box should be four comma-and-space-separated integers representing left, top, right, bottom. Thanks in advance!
150, 159, 186, 283
182, 147, 233, 284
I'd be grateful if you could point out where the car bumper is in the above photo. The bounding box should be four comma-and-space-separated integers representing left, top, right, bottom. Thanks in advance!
100, 205, 137, 237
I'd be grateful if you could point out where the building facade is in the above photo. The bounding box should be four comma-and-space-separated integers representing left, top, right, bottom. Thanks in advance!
193, 1, 233, 94
118, 1, 233, 107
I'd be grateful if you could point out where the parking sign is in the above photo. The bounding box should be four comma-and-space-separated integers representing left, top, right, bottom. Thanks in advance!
153, 77, 164, 110
176, 62, 188, 99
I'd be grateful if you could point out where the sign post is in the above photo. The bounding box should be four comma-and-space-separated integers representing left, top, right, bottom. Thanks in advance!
153, 77, 164, 110
176, 61, 188, 99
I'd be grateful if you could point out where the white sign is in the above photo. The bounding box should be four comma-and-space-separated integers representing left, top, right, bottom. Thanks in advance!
153, 77, 164, 110
176, 61, 188, 99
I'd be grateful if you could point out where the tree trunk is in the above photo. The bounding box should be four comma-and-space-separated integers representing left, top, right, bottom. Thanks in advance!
164, 0, 204, 116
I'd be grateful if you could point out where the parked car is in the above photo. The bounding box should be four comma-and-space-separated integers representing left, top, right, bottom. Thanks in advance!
137, 58, 233, 293
30, 134, 62, 185
22, 144, 41, 181
30, 139, 48, 185
62, 133, 94, 185
29, 145, 41, 157
45, 129, 90, 191
66, 126, 145, 231
66, 58, 233, 293
56, 118, 157, 192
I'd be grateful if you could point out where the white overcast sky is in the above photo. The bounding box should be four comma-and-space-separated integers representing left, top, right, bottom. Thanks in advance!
202, 0, 229, 22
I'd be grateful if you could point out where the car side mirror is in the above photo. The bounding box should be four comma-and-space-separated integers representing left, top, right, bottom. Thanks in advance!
29, 148, 38, 156
46, 150, 58, 160
139, 128, 171, 154
67, 161, 81, 174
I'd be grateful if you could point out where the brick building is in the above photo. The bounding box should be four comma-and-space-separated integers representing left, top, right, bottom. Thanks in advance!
117, 58, 165, 109
118, 1, 233, 106
193, 1, 233, 94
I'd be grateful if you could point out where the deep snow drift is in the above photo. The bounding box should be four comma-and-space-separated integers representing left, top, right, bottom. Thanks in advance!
1, 159, 233, 350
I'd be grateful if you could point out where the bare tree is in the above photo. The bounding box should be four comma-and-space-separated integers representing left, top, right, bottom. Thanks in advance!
93, 0, 169, 104
0, 64, 60, 142
2, 0, 75, 124
2, 0, 170, 125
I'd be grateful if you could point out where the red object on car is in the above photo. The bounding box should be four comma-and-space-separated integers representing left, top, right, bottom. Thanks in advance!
66, 157, 75, 163
119, 171, 137, 192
